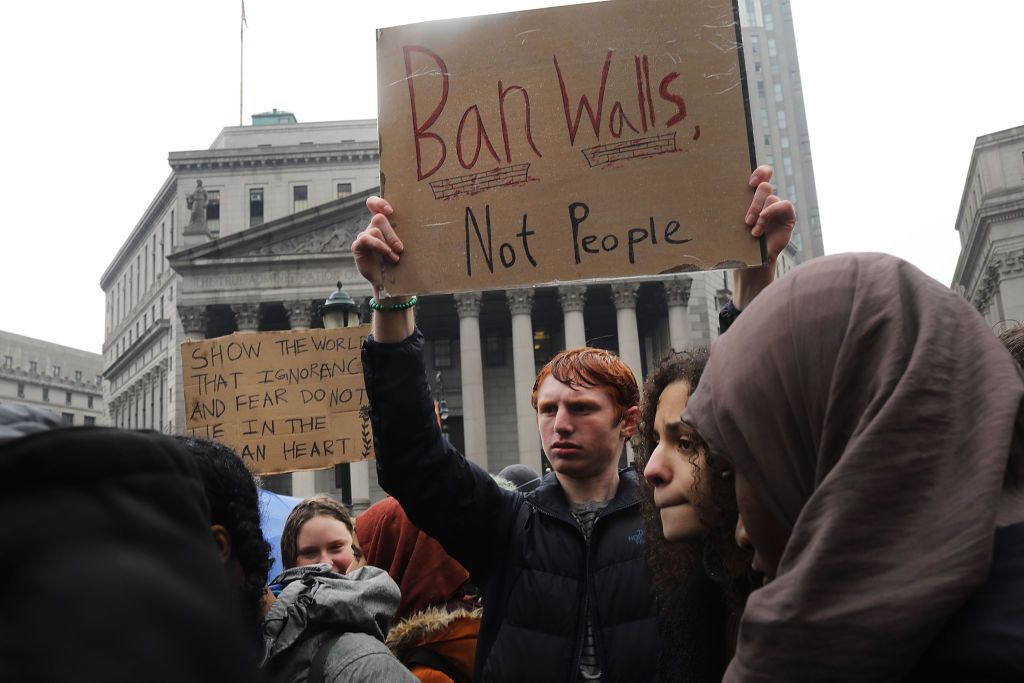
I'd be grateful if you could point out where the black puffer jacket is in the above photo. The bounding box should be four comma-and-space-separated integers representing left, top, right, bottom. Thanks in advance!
363, 330, 658, 682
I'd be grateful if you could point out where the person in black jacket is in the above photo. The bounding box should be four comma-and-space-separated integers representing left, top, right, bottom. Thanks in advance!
353, 167, 794, 682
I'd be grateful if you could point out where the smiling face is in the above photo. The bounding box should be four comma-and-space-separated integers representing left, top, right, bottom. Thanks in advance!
535, 376, 637, 481
294, 514, 357, 575
643, 380, 708, 541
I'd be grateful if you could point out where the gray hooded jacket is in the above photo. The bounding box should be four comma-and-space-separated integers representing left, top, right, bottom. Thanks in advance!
262, 563, 416, 683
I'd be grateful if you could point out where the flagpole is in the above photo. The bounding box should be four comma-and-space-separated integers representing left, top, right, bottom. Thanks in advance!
239, 1, 245, 126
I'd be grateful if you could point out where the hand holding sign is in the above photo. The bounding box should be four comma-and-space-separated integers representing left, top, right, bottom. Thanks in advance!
733, 165, 797, 309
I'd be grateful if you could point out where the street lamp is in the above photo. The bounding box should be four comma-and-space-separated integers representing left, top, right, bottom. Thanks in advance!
320, 281, 360, 329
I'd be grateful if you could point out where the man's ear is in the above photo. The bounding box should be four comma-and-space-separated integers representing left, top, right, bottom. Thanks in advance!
211, 524, 232, 563
621, 406, 640, 438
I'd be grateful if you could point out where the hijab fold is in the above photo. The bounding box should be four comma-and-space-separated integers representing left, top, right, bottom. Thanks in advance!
685, 253, 1024, 681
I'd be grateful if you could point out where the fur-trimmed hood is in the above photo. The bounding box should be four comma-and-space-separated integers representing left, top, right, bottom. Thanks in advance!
386, 607, 481, 661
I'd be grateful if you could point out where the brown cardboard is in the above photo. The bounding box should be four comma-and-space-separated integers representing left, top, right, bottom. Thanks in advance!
376, 0, 760, 296
180, 327, 374, 475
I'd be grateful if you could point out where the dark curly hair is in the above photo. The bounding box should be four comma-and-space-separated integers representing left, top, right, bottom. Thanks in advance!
175, 436, 272, 645
634, 348, 754, 681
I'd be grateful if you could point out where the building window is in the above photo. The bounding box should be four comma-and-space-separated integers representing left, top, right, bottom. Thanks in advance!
62, 412, 74, 425
2, 355, 11, 369
88, 395, 94, 409
52, 366, 61, 378
763, 134, 771, 147
759, 109, 769, 129
484, 335, 505, 366
750, 35, 760, 54
783, 156, 793, 177
143, 313, 148, 329
293, 185, 308, 212
84, 416, 96, 426
17, 382, 24, 398
250, 188, 264, 226
43, 387, 50, 402
764, 12, 773, 30
753, 61, 762, 73
777, 109, 787, 129
207, 190, 221, 237
768, 38, 777, 57
160, 295, 164, 318
337, 182, 352, 199
433, 339, 453, 368
774, 83, 783, 102
781, 135, 790, 149
75, 370, 82, 382
66, 391, 72, 406
96, 374, 102, 386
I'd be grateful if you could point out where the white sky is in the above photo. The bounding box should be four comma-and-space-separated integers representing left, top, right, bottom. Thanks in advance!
1, 1, 1021, 354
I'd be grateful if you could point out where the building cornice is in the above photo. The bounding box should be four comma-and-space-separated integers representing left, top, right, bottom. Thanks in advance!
0, 366, 103, 395
168, 141, 380, 173
103, 319, 170, 379
953, 201, 1024, 287
101, 174, 177, 288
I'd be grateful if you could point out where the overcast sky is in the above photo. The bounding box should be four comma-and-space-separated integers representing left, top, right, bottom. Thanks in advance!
1, 1, 1021, 354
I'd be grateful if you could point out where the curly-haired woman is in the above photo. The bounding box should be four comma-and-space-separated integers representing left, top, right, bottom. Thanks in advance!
635, 350, 754, 683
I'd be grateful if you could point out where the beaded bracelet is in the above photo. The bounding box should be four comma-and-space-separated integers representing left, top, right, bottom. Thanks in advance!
368, 295, 418, 312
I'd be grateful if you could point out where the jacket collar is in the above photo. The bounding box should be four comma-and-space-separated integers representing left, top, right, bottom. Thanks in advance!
528, 467, 641, 523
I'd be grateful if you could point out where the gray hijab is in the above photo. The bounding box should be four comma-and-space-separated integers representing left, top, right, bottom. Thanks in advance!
685, 252, 1024, 681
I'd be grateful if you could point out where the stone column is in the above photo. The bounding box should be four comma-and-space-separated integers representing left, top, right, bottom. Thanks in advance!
558, 285, 587, 349
283, 299, 319, 497
455, 292, 488, 470
349, 460, 372, 513
663, 276, 692, 352
232, 303, 261, 333
283, 300, 314, 330
611, 283, 643, 381
178, 305, 207, 339
507, 289, 541, 472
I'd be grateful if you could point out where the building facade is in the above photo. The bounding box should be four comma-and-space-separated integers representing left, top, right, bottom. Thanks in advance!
739, 0, 824, 262
0, 330, 106, 426
102, 3, 823, 509
952, 124, 1024, 328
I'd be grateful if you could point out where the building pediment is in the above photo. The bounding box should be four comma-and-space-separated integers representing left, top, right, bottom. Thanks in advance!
169, 188, 377, 267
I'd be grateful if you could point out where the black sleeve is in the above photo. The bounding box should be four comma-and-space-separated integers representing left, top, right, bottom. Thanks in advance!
361, 328, 518, 581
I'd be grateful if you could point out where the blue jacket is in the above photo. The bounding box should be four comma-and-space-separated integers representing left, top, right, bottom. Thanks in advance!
363, 330, 658, 682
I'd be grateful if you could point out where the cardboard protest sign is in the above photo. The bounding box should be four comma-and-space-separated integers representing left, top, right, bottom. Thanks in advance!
181, 328, 374, 475
376, 0, 761, 296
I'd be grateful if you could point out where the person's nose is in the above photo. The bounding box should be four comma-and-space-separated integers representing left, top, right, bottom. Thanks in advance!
644, 446, 668, 487
553, 405, 572, 435
318, 549, 331, 565
735, 517, 752, 549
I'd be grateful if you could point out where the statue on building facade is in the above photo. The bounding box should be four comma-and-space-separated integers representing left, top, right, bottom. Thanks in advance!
184, 180, 208, 234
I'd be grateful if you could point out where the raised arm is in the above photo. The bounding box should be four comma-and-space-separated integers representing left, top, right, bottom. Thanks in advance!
732, 165, 796, 309
353, 197, 518, 580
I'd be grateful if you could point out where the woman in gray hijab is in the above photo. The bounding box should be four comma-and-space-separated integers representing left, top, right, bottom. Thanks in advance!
685, 252, 1024, 681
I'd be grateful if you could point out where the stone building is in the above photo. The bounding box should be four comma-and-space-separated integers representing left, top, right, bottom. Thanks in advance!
0, 330, 106, 425
952, 124, 1024, 328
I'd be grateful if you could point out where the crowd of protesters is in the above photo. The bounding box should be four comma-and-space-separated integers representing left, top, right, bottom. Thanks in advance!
3, 163, 1023, 682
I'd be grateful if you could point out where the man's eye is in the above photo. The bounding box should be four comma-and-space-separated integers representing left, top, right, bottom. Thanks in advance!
678, 437, 694, 451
